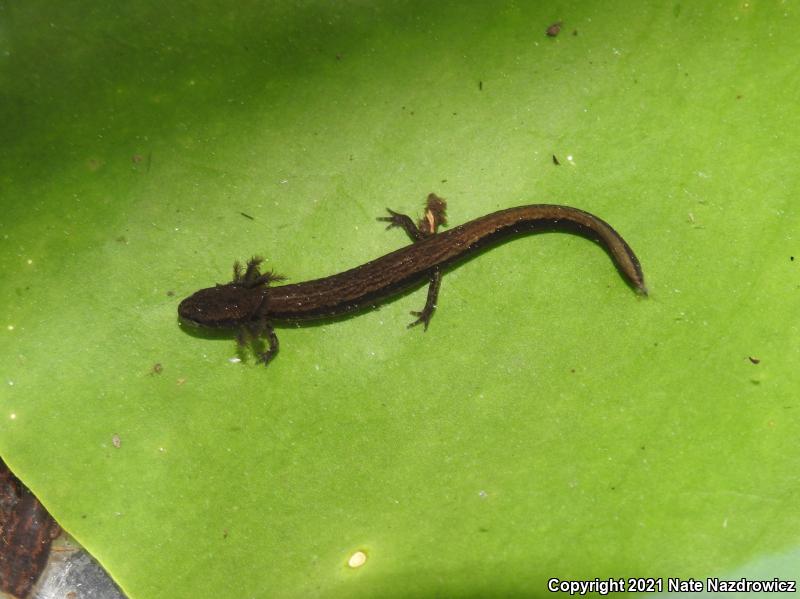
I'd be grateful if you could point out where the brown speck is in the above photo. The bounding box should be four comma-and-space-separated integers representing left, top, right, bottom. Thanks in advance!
546, 21, 562, 37
115, 235, 128, 244
240, 212, 254, 221
736, 94, 743, 100
479, 80, 483, 91
112, 434, 121, 448
132, 154, 144, 164
335, 53, 342, 60
177, 378, 186, 385
790, 256, 794, 262
151, 363, 163, 375
223, 529, 229, 539
166, 290, 175, 297
552, 154, 560, 165
67, 592, 77, 599
748, 356, 760, 364
572, 29, 578, 36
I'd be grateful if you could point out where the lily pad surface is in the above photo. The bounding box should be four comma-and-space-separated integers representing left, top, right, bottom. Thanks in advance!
1, 1, 799, 597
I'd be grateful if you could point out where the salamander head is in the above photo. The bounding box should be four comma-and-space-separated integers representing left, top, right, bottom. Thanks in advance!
178, 283, 267, 329
178, 257, 286, 329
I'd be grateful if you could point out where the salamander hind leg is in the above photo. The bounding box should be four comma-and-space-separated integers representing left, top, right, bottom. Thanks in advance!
377, 193, 448, 242
377, 209, 424, 241
408, 269, 443, 330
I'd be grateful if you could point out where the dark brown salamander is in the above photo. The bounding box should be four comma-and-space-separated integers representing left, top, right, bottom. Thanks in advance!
178, 194, 645, 365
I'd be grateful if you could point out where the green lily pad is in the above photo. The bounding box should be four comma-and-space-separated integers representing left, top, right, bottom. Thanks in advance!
2, 1, 799, 597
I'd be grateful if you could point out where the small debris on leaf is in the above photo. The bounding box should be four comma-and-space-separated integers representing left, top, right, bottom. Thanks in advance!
348, 551, 367, 568
546, 21, 563, 37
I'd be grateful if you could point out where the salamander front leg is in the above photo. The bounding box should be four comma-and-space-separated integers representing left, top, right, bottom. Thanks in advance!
408, 268, 443, 330
250, 300, 283, 366
239, 318, 279, 366
257, 323, 279, 365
